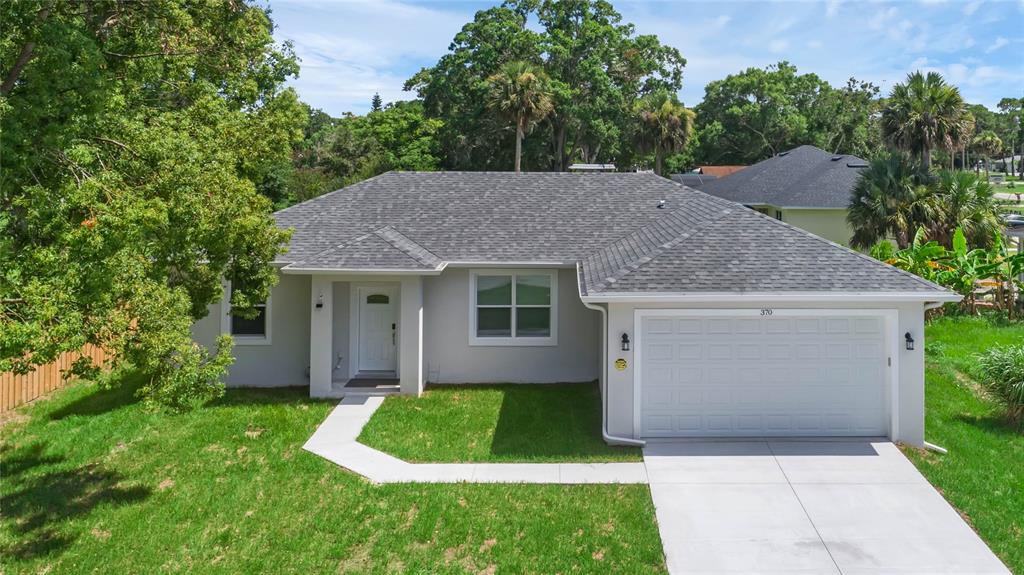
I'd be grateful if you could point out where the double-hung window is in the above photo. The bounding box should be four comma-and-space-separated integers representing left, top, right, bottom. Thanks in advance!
221, 280, 272, 345
470, 270, 557, 346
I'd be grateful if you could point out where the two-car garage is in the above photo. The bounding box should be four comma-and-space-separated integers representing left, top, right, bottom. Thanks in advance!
634, 310, 896, 438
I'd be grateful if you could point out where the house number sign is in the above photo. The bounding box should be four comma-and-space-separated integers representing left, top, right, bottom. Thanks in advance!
614, 358, 627, 371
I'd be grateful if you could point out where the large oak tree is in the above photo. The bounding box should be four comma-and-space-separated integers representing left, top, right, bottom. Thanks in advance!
0, 0, 305, 408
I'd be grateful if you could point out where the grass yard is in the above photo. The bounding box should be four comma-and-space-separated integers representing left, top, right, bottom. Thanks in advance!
358, 383, 642, 463
901, 315, 1024, 573
0, 375, 664, 574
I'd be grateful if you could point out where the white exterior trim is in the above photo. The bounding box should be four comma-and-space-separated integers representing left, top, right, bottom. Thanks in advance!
281, 265, 445, 276
468, 269, 559, 347
583, 291, 961, 304
220, 280, 272, 346
447, 261, 576, 268
632, 308, 900, 439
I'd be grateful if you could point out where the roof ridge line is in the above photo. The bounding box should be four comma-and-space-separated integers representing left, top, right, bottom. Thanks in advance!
589, 200, 737, 290
373, 226, 444, 268
288, 229, 378, 268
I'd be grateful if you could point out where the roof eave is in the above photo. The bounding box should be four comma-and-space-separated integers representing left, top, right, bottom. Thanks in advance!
579, 291, 962, 304
280, 263, 447, 276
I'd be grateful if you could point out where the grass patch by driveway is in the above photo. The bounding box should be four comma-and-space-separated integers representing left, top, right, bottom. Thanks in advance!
357, 383, 642, 463
901, 315, 1024, 573
0, 375, 663, 574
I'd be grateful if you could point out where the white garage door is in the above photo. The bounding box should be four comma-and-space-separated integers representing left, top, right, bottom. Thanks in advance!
638, 311, 890, 437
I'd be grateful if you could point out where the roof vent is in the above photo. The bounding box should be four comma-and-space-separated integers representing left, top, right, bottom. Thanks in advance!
831, 155, 844, 161
778, 151, 790, 157
656, 200, 666, 209
847, 162, 869, 168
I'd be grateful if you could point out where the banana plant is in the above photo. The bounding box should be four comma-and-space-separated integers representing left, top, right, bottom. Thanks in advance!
976, 230, 1024, 319
887, 227, 950, 284
939, 228, 986, 313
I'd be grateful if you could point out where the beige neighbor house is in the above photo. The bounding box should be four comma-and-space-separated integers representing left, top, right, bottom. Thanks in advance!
673, 145, 866, 247
191, 171, 958, 447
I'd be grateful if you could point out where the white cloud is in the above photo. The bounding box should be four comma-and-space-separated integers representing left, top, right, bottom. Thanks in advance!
963, 1, 983, 15
825, 0, 842, 18
986, 37, 1009, 52
768, 39, 789, 53
271, 0, 469, 115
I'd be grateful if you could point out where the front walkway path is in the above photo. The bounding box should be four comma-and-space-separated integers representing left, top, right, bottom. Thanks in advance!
302, 395, 648, 484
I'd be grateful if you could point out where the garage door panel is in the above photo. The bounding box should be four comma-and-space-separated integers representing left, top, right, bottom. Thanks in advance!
640, 313, 889, 438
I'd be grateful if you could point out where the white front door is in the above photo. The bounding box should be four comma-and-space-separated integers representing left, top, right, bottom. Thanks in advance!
357, 287, 397, 372
637, 311, 891, 438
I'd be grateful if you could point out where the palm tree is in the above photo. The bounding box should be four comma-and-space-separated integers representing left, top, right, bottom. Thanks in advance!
959, 111, 975, 170
634, 90, 695, 176
880, 71, 967, 171
847, 151, 933, 249
925, 170, 1001, 248
972, 130, 1002, 179
486, 61, 555, 173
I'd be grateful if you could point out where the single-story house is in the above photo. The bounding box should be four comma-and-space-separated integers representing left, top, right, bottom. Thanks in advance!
191, 171, 958, 446
687, 145, 867, 247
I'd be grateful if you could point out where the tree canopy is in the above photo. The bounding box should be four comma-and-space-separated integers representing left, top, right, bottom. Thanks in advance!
692, 62, 881, 165
0, 0, 304, 408
405, 0, 685, 171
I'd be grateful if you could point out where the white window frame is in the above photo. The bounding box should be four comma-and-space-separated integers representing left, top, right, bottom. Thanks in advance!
220, 280, 272, 346
469, 269, 558, 347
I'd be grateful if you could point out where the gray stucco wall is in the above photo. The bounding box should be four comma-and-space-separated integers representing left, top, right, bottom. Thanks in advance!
602, 300, 927, 446
190, 273, 311, 387
422, 267, 601, 383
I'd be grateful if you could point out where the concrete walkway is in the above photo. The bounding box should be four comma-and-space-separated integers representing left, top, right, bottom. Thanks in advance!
302, 395, 648, 484
645, 440, 1010, 575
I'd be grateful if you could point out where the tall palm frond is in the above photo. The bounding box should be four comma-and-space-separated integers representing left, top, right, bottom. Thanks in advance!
486, 61, 555, 172
847, 151, 933, 249
881, 71, 967, 170
634, 89, 695, 175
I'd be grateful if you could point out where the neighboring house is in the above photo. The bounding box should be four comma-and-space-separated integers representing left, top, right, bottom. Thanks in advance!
691, 145, 867, 247
191, 171, 957, 446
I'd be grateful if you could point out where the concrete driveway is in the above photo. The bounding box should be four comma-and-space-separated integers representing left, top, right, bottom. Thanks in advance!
644, 440, 1010, 575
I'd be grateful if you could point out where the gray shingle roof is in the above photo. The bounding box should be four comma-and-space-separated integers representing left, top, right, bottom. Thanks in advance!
274, 171, 951, 298
275, 171, 695, 266
579, 200, 942, 295
697, 145, 868, 209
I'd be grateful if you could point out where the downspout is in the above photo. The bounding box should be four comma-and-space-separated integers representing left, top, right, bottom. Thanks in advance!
578, 264, 645, 447
922, 301, 948, 454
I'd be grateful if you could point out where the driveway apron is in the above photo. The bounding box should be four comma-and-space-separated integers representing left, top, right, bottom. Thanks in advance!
643, 440, 1010, 575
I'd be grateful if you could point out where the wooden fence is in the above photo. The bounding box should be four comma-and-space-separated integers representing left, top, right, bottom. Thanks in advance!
0, 344, 109, 413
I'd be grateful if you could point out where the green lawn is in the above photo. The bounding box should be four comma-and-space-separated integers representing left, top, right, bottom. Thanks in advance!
0, 375, 663, 574
901, 315, 1024, 573
358, 383, 642, 463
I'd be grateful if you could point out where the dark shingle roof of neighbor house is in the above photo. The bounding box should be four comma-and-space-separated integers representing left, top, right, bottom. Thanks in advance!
669, 173, 717, 187
697, 145, 868, 209
273, 171, 950, 297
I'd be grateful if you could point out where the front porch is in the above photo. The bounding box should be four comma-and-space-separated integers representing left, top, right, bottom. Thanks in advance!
305, 274, 425, 398
328, 370, 400, 398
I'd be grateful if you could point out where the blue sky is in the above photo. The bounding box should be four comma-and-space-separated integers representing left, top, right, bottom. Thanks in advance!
268, 0, 1024, 117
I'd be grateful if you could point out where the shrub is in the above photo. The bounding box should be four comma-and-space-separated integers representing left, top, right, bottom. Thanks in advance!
975, 345, 1024, 423
870, 240, 895, 262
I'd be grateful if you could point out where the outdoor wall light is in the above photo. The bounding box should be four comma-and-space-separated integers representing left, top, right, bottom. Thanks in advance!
621, 333, 631, 351
905, 332, 914, 351
315, 293, 324, 309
